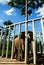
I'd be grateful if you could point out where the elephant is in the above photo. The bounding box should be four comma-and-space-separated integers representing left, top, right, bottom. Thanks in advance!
13, 31, 33, 60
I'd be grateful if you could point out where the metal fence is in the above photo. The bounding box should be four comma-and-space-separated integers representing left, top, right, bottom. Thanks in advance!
0, 17, 44, 64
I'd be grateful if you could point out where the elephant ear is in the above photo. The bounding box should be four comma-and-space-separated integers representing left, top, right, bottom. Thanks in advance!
28, 31, 33, 41
20, 32, 25, 39
14, 35, 18, 39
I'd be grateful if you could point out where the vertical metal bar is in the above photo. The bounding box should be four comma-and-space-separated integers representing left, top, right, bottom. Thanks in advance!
32, 20, 36, 64
2, 27, 6, 57
25, 22, 28, 63
11, 25, 16, 59
39, 32, 41, 53
40, 32, 43, 53
0, 29, 3, 49
0, 28, 3, 56
25, 0, 28, 21
41, 18, 44, 52
6, 26, 10, 58
25, 0, 28, 63
18, 23, 21, 60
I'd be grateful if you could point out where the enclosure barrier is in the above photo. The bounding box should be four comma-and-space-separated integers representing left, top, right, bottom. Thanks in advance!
0, 17, 44, 64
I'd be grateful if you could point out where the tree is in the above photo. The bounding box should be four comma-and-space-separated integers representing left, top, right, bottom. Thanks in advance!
3, 20, 13, 25
3, 20, 13, 36
8, 0, 44, 15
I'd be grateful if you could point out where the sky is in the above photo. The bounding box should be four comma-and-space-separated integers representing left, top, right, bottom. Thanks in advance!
0, 0, 44, 33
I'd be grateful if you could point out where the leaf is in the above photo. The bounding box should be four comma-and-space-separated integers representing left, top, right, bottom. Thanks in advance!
8, 0, 44, 15
3, 20, 13, 25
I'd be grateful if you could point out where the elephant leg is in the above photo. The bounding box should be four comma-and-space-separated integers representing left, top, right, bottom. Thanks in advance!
21, 45, 25, 60
13, 47, 18, 59
15, 47, 18, 59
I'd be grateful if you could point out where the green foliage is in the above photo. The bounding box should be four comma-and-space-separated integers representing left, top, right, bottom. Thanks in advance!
8, 0, 44, 15
3, 20, 13, 25
8, 1, 15, 7
0, 40, 12, 57
3, 20, 13, 36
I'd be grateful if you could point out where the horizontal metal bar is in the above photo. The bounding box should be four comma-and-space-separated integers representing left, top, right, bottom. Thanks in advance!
0, 61, 26, 64
3, 22, 25, 28
29, 17, 44, 22
0, 17, 44, 28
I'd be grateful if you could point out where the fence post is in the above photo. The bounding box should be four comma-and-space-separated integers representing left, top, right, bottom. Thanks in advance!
32, 20, 36, 64
2, 27, 6, 57
6, 26, 10, 58
41, 18, 44, 52
25, 22, 28, 63
11, 25, 16, 59
25, 0, 28, 63
38, 32, 41, 53
18, 23, 21, 60
0, 28, 3, 56
0, 28, 3, 49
